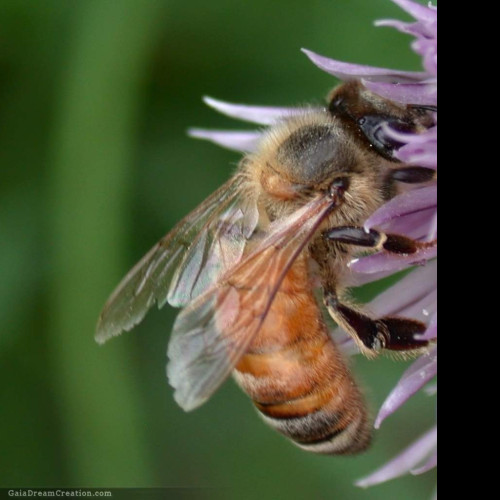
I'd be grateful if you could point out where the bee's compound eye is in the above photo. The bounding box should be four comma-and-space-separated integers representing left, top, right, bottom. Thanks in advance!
329, 96, 344, 113
331, 177, 349, 191
328, 177, 350, 201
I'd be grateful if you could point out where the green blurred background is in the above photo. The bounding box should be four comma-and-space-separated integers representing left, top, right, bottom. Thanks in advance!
0, 0, 436, 498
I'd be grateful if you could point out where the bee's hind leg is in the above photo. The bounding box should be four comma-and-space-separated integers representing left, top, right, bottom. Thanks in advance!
323, 291, 429, 357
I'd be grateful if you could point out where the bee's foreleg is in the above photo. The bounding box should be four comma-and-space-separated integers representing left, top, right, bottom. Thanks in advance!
323, 291, 429, 356
323, 226, 435, 255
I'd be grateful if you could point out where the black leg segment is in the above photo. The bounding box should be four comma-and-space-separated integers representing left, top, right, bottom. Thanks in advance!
324, 226, 435, 255
323, 226, 382, 248
324, 292, 429, 355
390, 166, 436, 184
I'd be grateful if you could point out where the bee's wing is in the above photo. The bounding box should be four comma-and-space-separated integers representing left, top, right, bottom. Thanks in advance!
96, 175, 259, 344
167, 194, 334, 411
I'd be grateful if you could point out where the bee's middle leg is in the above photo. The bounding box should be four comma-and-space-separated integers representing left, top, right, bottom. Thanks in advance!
323, 226, 435, 255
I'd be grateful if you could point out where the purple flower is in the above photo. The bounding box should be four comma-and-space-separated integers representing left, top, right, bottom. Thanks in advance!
190, 0, 437, 488
356, 425, 437, 488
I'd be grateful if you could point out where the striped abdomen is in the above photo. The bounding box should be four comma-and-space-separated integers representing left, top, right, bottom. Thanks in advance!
232, 255, 371, 454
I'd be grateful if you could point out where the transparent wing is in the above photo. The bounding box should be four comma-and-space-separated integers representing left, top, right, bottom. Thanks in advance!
96, 175, 259, 344
167, 194, 334, 411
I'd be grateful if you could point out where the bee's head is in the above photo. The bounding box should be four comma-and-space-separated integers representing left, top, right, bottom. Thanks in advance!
276, 122, 358, 185
256, 113, 363, 203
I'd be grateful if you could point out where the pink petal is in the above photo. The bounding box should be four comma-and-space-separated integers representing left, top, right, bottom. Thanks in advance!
363, 79, 437, 105
372, 207, 436, 241
383, 123, 437, 147
364, 185, 437, 232
427, 211, 437, 240
187, 128, 262, 152
392, 127, 437, 167
301, 49, 427, 83
396, 144, 437, 168
202, 96, 311, 125
356, 425, 437, 487
344, 268, 402, 287
413, 38, 437, 76
388, 121, 437, 141
349, 244, 436, 274
375, 346, 437, 428
389, 0, 437, 24
368, 260, 437, 320
411, 449, 437, 475
375, 19, 422, 37
419, 314, 437, 341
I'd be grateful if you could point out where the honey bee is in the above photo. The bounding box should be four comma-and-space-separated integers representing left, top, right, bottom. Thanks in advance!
96, 81, 436, 455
